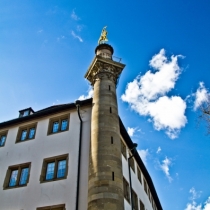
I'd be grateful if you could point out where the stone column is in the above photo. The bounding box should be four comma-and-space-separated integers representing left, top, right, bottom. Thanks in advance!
85, 44, 125, 210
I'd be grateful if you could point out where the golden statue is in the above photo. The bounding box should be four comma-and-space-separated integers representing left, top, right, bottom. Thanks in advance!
98, 26, 108, 44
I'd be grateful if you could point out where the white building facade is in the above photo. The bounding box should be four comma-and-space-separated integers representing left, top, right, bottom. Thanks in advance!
0, 44, 162, 210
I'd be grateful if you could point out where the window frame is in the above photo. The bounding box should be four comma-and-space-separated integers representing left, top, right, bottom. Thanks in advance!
132, 189, 139, 210
37, 204, 66, 210
0, 130, 8, 147
40, 154, 69, 183
121, 139, 127, 159
143, 178, 148, 195
129, 153, 135, 173
123, 177, 130, 203
139, 199, 145, 210
137, 166, 142, 184
16, 122, 37, 143
47, 114, 70, 135
148, 187, 151, 202
3, 162, 31, 190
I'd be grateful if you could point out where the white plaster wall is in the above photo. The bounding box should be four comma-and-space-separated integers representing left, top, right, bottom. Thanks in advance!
122, 142, 154, 210
0, 106, 91, 210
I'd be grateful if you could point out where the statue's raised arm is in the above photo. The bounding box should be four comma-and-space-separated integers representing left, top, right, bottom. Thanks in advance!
98, 26, 108, 45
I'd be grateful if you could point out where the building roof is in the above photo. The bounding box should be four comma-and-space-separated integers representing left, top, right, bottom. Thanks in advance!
0, 98, 92, 129
0, 97, 162, 210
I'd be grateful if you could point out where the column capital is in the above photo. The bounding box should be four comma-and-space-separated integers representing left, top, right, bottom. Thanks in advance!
85, 57, 125, 86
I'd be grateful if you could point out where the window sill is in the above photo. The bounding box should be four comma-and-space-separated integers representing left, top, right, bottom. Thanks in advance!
40, 177, 67, 183
4, 184, 27, 190
47, 130, 68, 136
16, 138, 35, 144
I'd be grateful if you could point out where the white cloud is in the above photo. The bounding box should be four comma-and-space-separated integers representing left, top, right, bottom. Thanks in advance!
193, 82, 209, 110
127, 127, 136, 137
159, 157, 172, 182
78, 87, 93, 100
185, 198, 210, 210
190, 187, 202, 201
185, 201, 202, 210
138, 149, 149, 165
156, 146, 161, 154
185, 188, 209, 210
121, 49, 187, 139
204, 197, 210, 210
71, 31, 83, 42
71, 9, 80, 20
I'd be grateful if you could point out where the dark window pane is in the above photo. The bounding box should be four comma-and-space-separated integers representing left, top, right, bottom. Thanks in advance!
9, 170, 18, 187
21, 130, 27, 141
140, 200, 145, 210
132, 189, 138, 210
52, 122, 59, 133
61, 119, 68, 131
144, 179, 148, 194
0, 135, 6, 146
123, 177, 130, 203
46, 162, 55, 180
129, 156, 135, 172
19, 168, 29, 185
57, 160, 66, 178
137, 167, 142, 184
28, 128, 35, 139
121, 140, 127, 159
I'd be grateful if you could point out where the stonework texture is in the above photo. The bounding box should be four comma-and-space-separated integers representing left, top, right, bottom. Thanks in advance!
87, 48, 125, 210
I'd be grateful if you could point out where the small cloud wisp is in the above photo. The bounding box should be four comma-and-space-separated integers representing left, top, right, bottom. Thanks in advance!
78, 87, 93, 100
127, 127, 136, 137
71, 31, 83, 42
71, 9, 80, 21
159, 157, 172, 182
156, 146, 161, 154
193, 82, 209, 111
138, 149, 149, 165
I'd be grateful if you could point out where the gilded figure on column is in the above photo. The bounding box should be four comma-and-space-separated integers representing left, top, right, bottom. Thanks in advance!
98, 26, 108, 44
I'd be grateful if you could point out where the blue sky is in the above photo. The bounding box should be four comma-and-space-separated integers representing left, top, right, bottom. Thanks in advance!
1, 0, 210, 209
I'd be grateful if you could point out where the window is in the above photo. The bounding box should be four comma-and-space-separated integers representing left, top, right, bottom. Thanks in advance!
0, 130, 8, 147
151, 196, 155, 209
40, 154, 68, 183
19, 107, 34, 118
121, 139, 127, 159
144, 178, 148, 194
148, 188, 151, 202
129, 154, 135, 172
48, 114, 70, 135
23, 110, 29, 116
140, 199, 145, 210
132, 189, 138, 210
137, 167, 142, 184
16, 122, 37, 143
37, 204, 65, 210
3, 162, 31, 189
123, 177, 130, 203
